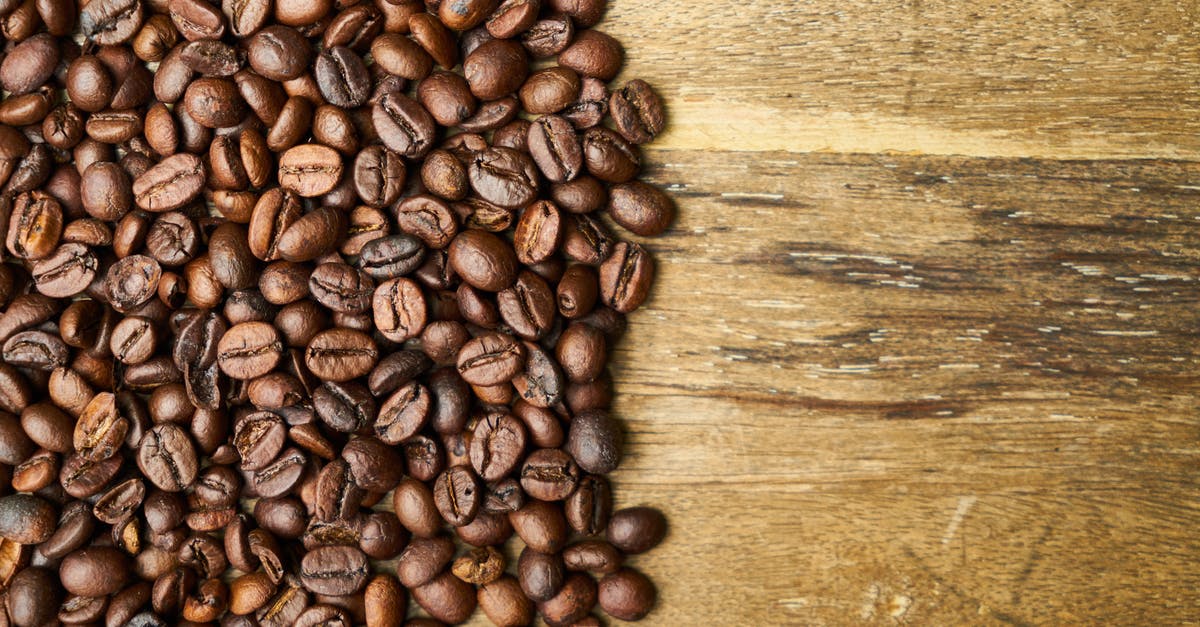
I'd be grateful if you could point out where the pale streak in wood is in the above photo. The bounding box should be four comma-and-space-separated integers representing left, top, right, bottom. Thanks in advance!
601, 0, 1200, 159
455, 2, 1200, 626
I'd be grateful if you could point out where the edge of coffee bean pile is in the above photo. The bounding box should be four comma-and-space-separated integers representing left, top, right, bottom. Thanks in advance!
0, 0, 675, 624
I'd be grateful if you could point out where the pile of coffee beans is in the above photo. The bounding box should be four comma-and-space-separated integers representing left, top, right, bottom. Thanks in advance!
0, 0, 673, 624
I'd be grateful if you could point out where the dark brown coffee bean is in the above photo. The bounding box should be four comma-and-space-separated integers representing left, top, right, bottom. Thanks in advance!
521, 13, 573, 57
598, 241, 655, 313
341, 436, 402, 493
520, 447, 579, 501
0, 33, 59, 95
448, 229, 519, 292
170, 0, 225, 40
137, 423, 199, 491
357, 233, 425, 281
468, 146, 538, 209
606, 181, 673, 237
184, 77, 246, 128
370, 33, 432, 81
60, 546, 130, 597
352, 145, 406, 208
7, 191, 62, 260
218, 321, 284, 379
564, 409, 623, 474
520, 66, 580, 115
277, 206, 348, 262
463, 38, 527, 100
250, 446, 307, 497
418, 71, 477, 127
412, 571, 477, 625
598, 567, 655, 621
517, 546, 563, 602
537, 572, 597, 626
300, 545, 369, 596
224, 0, 269, 36
234, 411, 287, 471
556, 264, 597, 321
372, 92, 435, 159
316, 46, 370, 108
230, 571, 275, 615
2, 329, 68, 371
528, 114, 583, 183
73, 391, 127, 461
7, 566, 62, 626
468, 412, 526, 482
59, 452, 122, 499
310, 262, 374, 314
304, 328, 377, 382
510, 498, 567, 554
433, 464, 481, 526
563, 539, 621, 576
460, 95, 520, 132
134, 153, 206, 212
182, 39, 244, 76
475, 574, 534, 627
0, 493, 56, 544
457, 331, 524, 386
564, 474, 610, 536
606, 506, 666, 555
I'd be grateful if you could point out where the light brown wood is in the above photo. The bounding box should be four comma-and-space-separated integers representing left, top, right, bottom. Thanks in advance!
484, 1, 1200, 625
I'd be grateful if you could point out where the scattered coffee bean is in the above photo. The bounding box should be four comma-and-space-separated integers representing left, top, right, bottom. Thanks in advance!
0, 2, 672, 624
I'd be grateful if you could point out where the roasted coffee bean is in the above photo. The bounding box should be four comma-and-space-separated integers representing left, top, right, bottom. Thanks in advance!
599, 567, 656, 620
528, 115, 583, 182
517, 546, 564, 602
433, 464, 481, 526
468, 146, 538, 209
224, 0, 269, 37
457, 331, 524, 386
312, 380, 374, 433
218, 322, 284, 379
277, 206, 348, 262
137, 423, 199, 492
342, 437, 402, 493
357, 234, 425, 281
250, 446, 307, 498
0, 494, 56, 544
300, 545, 369, 596
353, 145, 406, 208
520, 447, 580, 501
599, 241, 655, 313
565, 474, 611, 536
478, 574, 535, 627
278, 144, 344, 197
8, 191, 63, 260
134, 153, 206, 212
316, 46, 371, 108
372, 92, 435, 159
305, 328, 378, 382
170, 0, 226, 40
412, 571, 477, 624
538, 572, 598, 626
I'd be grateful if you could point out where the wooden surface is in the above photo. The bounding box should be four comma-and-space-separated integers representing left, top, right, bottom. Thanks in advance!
543, 1, 1200, 625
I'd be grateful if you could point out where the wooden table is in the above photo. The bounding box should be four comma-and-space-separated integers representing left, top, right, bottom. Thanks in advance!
574, 1, 1200, 625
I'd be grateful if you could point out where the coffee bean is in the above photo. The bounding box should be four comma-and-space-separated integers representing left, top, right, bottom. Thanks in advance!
353, 145, 406, 208
277, 206, 348, 262
224, 0, 270, 37
3, 330, 69, 371
342, 436, 402, 493
529, 114, 583, 183
0, 494, 56, 544
0, 33, 59, 95
372, 92, 436, 159
599, 567, 656, 620
170, 0, 226, 40
218, 321, 284, 379
538, 572, 598, 626
300, 545, 368, 596
520, 447, 580, 501
606, 506, 667, 554
316, 46, 371, 108
468, 146, 539, 209
7, 191, 62, 260
310, 262, 375, 314
412, 571, 477, 625
510, 499, 567, 554
464, 39, 528, 100
184, 77, 246, 129
278, 144, 344, 197
137, 423, 199, 492
457, 331, 525, 386
433, 464, 481, 526
517, 546, 564, 602
134, 153, 206, 212
364, 573, 407, 627
305, 328, 378, 382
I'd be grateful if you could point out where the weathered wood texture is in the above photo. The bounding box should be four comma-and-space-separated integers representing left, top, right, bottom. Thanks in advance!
508, 1, 1200, 625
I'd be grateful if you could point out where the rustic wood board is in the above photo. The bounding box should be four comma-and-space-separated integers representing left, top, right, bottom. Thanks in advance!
493, 1, 1200, 625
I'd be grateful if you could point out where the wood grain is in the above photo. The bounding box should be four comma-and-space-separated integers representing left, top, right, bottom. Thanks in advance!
604, 0, 1200, 159
501, 1, 1200, 625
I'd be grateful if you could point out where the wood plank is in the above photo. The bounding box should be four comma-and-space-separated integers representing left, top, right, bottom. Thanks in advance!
581, 150, 1200, 625
599, 1, 1200, 159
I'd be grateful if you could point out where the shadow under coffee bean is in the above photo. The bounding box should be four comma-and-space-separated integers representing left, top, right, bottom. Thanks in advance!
0, 0, 674, 624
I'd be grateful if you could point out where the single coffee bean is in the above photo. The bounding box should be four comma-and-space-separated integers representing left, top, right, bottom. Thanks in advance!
310, 262, 375, 314
3, 330, 69, 371
468, 147, 539, 209
342, 437, 403, 493
520, 448, 580, 501
134, 153, 206, 212
509, 499, 568, 554
457, 331, 525, 386
517, 546, 564, 602
305, 328, 378, 382
277, 206, 348, 262
463, 39, 528, 100
278, 144, 344, 197
538, 572, 598, 627
599, 567, 656, 620
563, 539, 622, 575
60, 546, 130, 597
528, 115, 583, 183
357, 234, 425, 281
184, 77, 247, 129
606, 506, 667, 554
433, 464, 481, 526
522, 13, 573, 58
353, 145, 406, 208
137, 423, 199, 492
468, 412, 527, 482
316, 46, 371, 108
300, 545, 369, 596
234, 411, 287, 471
412, 571, 477, 625
73, 391, 127, 461
0, 493, 56, 544
565, 474, 611, 536
599, 241, 655, 313
224, 0, 270, 37
7, 191, 63, 260
218, 321, 284, 379
170, 0, 227, 40
364, 573, 407, 627
558, 29, 623, 80
372, 92, 435, 159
